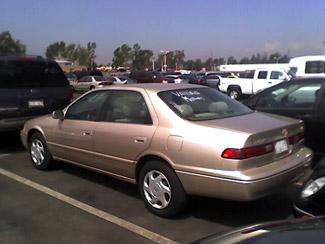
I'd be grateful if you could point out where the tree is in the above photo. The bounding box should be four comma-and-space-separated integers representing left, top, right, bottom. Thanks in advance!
131, 44, 154, 71
112, 44, 133, 68
46, 41, 96, 68
227, 56, 238, 64
87, 42, 96, 68
0, 31, 26, 55
45, 41, 66, 59
131, 43, 153, 70
173, 50, 185, 70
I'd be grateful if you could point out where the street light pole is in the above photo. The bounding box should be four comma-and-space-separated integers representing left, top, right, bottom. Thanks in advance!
160, 50, 169, 72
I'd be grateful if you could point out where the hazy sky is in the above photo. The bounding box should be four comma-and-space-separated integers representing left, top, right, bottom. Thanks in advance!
1, 0, 325, 64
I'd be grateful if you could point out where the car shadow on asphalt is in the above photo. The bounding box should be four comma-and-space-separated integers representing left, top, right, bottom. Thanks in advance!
60, 162, 140, 199
184, 191, 295, 227
59, 161, 295, 227
0, 132, 25, 153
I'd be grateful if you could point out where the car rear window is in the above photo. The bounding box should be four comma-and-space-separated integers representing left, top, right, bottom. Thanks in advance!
158, 88, 253, 121
0, 59, 69, 88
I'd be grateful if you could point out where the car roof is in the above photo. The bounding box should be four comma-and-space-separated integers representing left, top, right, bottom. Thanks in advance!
290, 77, 325, 83
0, 55, 53, 62
100, 83, 204, 93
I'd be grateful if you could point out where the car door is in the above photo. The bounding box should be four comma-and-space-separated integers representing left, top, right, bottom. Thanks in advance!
252, 70, 269, 93
205, 74, 220, 89
252, 81, 322, 151
75, 76, 87, 92
48, 90, 110, 165
313, 84, 325, 154
92, 90, 157, 179
269, 70, 287, 86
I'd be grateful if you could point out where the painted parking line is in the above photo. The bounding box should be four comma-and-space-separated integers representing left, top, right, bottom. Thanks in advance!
0, 168, 177, 244
0, 154, 10, 158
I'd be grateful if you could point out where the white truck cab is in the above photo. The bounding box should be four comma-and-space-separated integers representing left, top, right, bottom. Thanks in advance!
219, 69, 291, 99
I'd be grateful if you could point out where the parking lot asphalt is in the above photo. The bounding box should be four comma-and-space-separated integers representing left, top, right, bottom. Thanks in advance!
0, 132, 299, 243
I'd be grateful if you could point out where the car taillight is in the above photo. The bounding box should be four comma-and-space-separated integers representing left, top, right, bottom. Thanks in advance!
222, 144, 274, 159
288, 132, 305, 145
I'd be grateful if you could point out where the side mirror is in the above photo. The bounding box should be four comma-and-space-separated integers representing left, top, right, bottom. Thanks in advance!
52, 110, 64, 120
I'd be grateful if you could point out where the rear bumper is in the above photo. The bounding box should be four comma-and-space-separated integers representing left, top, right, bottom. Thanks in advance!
176, 149, 313, 201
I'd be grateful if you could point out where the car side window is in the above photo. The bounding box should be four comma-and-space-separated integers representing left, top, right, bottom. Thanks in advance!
305, 61, 324, 74
100, 90, 152, 125
270, 71, 283, 79
257, 71, 268, 79
79, 77, 87, 82
65, 91, 110, 121
256, 83, 321, 109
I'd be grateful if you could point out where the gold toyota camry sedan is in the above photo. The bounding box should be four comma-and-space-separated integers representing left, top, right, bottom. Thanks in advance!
21, 84, 313, 217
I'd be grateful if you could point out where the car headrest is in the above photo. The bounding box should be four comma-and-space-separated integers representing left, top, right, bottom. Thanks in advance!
176, 104, 193, 118
209, 102, 228, 113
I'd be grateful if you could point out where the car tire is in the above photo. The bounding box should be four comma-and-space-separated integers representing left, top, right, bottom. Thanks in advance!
138, 160, 188, 217
228, 87, 241, 100
29, 133, 55, 170
90, 86, 95, 90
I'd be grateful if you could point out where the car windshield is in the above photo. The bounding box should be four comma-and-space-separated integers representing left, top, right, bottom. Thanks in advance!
158, 87, 253, 121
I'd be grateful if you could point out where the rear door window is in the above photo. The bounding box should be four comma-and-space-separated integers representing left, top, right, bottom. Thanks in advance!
257, 71, 268, 79
0, 59, 69, 88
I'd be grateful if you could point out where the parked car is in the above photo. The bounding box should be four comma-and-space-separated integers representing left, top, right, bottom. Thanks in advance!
129, 71, 174, 83
65, 72, 78, 85
244, 78, 325, 157
21, 84, 313, 217
205, 72, 221, 90
73, 75, 112, 92
294, 157, 325, 217
0, 55, 73, 132
219, 68, 292, 99
107, 76, 136, 84
164, 74, 183, 83
194, 216, 325, 243
181, 73, 206, 85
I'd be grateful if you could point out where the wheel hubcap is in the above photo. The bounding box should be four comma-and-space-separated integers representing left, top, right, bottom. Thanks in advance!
143, 170, 171, 209
230, 91, 238, 99
30, 139, 45, 166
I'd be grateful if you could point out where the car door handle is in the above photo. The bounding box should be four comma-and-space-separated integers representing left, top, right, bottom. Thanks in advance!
82, 131, 93, 136
134, 137, 147, 143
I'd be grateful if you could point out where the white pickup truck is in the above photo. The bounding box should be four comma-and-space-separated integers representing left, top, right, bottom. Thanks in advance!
219, 69, 292, 99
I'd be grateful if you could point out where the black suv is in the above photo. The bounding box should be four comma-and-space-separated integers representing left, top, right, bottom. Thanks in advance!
0, 56, 73, 132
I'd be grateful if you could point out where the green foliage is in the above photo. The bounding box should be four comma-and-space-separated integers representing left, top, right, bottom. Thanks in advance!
45, 41, 96, 67
132, 44, 154, 71
112, 44, 133, 68
0, 31, 26, 55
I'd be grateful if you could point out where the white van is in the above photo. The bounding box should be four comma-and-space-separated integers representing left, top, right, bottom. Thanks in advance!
289, 55, 325, 77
